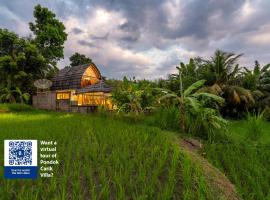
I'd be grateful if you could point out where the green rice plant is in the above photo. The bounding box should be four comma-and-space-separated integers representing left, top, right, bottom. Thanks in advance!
205, 141, 270, 200
0, 110, 214, 199
181, 153, 212, 200
145, 107, 180, 131
245, 110, 265, 141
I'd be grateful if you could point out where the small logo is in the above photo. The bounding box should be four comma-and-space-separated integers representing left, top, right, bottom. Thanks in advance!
4, 140, 38, 179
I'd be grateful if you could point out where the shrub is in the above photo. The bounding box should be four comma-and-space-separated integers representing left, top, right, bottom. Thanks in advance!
186, 108, 228, 142
264, 106, 270, 121
145, 107, 180, 131
0, 103, 35, 112
0, 105, 9, 113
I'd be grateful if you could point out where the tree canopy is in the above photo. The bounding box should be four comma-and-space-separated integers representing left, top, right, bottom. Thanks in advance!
0, 5, 67, 103
29, 4, 67, 67
0, 28, 46, 102
69, 52, 92, 67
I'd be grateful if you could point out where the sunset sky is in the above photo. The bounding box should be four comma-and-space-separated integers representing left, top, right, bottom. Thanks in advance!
1, 0, 270, 79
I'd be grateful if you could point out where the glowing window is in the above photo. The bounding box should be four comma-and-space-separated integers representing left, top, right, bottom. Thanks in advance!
56, 92, 70, 100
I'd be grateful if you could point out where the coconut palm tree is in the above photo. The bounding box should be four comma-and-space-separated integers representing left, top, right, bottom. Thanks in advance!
243, 61, 270, 91
242, 61, 270, 111
168, 58, 200, 93
197, 50, 258, 116
204, 50, 243, 85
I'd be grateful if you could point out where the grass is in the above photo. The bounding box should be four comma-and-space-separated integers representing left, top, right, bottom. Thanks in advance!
0, 103, 35, 113
93, 107, 270, 199
140, 107, 270, 199
0, 107, 213, 200
226, 119, 270, 144
204, 118, 270, 200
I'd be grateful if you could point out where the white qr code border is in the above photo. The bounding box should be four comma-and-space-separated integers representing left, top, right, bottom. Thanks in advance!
4, 140, 37, 166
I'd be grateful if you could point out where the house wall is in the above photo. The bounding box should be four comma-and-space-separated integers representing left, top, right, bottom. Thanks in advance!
32, 91, 56, 110
56, 100, 70, 112
33, 91, 102, 113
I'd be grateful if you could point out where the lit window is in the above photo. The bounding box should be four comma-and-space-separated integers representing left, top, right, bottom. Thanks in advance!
56, 93, 70, 100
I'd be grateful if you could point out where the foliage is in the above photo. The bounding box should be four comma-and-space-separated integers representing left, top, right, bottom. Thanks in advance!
200, 50, 242, 85
175, 50, 270, 117
241, 61, 270, 112
0, 84, 16, 103
168, 58, 199, 92
221, 85, 255, 117
69, 52, 92, 67
0, 87, 29, 104
242, 61, 270, 91
0, 28, 46, 102
159, 76, 226, 141
29, 4, 67, 67
0, 5, 68, 103
112, 77, 158, 115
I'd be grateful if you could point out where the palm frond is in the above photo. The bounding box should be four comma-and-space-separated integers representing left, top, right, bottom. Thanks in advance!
197, 83, 222, 95
229, 64, 241, 78
243, 67, 251, 73
262, 64, 270, 72
193, 92, 225, 105
232, 90, 241, 104
159, 93, 179, 101
154, 88, 172, 94
252, 90, 264, 100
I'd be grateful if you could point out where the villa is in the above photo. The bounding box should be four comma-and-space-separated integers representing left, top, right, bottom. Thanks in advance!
32, 63, 114, 112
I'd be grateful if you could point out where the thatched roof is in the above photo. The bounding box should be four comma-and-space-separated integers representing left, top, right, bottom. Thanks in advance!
51, 63, 101, 90
76, 80, 113, 94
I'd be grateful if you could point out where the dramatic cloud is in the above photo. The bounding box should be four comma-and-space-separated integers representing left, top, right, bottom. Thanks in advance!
0, 0, 270, 79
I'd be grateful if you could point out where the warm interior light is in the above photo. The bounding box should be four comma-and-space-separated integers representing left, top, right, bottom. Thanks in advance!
56, 92, 70, 100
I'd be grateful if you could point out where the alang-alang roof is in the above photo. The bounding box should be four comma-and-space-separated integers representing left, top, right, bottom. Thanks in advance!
51, 63, 102, 90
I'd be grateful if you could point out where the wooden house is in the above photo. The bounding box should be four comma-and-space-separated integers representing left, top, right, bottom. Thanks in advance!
32, 63, 114, 112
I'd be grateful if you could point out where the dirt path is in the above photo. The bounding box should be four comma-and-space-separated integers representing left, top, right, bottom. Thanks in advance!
179, 138, 240, 200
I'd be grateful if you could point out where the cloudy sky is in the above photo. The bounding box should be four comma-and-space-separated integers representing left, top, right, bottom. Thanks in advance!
0, 0, 270, 79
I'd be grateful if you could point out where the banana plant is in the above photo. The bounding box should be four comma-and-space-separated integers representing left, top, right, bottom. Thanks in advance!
159, 76, 225, 135
12, 87, 30, 104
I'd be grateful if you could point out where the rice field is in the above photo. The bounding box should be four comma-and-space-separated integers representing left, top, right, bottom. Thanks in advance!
204, 120, 270, 200
0, 107, 212, 200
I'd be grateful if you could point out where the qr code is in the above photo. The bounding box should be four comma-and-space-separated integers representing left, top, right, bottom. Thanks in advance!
8, 141, 32, 165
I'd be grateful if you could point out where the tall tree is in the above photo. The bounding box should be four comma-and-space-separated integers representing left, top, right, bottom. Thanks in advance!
202, 50, 242, 85
169, 59, 199, 93
69, 52, 92, 67
29, 4, 67, 68
243, 61, 270, 91
0, 28, 46, 102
